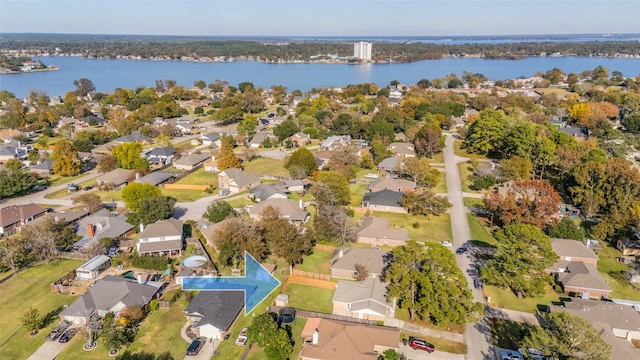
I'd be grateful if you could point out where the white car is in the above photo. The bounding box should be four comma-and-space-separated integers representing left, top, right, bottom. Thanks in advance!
518, 348, 546, 360
441, 241, 453, 247
235, 328, 248, 346
501, 350, 524, 360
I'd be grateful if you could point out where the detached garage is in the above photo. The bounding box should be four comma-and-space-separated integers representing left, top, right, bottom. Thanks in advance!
76, 255, 111, 280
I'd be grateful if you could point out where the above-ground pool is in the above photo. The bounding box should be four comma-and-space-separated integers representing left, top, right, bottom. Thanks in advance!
182, 255, 208, 268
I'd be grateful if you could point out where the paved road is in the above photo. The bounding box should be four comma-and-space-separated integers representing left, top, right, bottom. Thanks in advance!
443, 134, 494, 360
4, 172, 102, 208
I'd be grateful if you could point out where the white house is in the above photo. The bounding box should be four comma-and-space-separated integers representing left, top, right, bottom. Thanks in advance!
137, 218, 184, 256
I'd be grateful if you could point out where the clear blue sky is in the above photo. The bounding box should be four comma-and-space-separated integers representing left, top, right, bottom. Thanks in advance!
1, 0, 638, 36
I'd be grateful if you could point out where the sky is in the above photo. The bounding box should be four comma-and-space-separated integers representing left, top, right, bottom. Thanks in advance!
1, 0, 639, 37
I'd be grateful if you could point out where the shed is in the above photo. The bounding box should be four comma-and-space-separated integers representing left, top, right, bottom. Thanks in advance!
76, 254, 111, 280
275, 294, 289, 307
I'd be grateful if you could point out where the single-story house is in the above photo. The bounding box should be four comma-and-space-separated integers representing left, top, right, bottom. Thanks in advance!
551, 238, 598, 265
249, 130, 269, 148
113, 132, 152, 144
75, 254, 111, 280
203, 158, 218, 173
356, 217, 408, 247
288, 132, 311, 146
377, 157, 401, 175
300, 318, 399, 360
29, 159, 54, 175
199, 133, 222, 147
0, 204, 46, 234
60, 275, 164, 325
135, 171, 174, 187
330, 248, 386, 280
137, 218, 184, 257
554, 261, 611, 299
74, 209, 134, 251
321, 135, 351, 150
249, 184, 288, 202
368, 177, 416, 193
332, 278, 395, 321
313, 150, 332, 170
388, 142, 416, 158
184, 291, 244, 340
218, 168, 261, 194
361, 190, 406, 214
248, 198, 309, 222
559, 127, 588, 141
282, 179, 305, 192
173, 153, 211, 171
96, 168, 133, 189
146, 147, 176, 166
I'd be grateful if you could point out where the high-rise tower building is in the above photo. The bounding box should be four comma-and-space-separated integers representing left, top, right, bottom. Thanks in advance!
353, 42, 372, 61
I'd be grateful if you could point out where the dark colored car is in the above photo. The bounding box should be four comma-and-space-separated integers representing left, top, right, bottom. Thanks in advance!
456, 246, 467, 255
46, 321, 71, 341
83, 186, 93, 191
474, 278, 484, 289
58, 328, 78, 343
409, 337, 435, 353
186, 337, 206, 356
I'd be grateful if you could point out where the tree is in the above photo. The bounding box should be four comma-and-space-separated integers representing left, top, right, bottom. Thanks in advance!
286, 148, 317, 179
96, 154, 118, 173
21, 307, 41, 335
112, 142, 149, 170
414, 122, 444, 157
522, 311, 610, 360
354, 263, 369, 281
213, 217, 267, 265
274, 119, 300, 141
0, 169, 37, 198
101, 312, 129, 351
483, 179, 561, 228
73, 78, 95, 98
400, 190, 452, 217
247, 312, 293, 360
378, 349, 401, 360
122, 183, 162, 213
0, 237, 32, 271
316, 171, 350, 205
260, 206, 314, 273
4, 158, 23, 171
464, 109, 508, 154
546, 217, 586, 241
237, 115, 257, 139
570, 161, 607, 217
73, 193, 104, 213
480, 224, 558, 298
398, 157, 441, 188
132, 196, 176, 226
51, 140, 82, 176
203, 201, 236, 223
500, 156, 533, 180
216, 136, 241, 170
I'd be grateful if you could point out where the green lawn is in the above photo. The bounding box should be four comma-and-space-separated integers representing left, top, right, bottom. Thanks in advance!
0, 259, 83, 360
360, 212, 453, 243
400, 332, 467, 354
483, 284, 562, 313
282, 283, 335, 314
463, 197, 484, 208
94, 189, 124, 203
467, 214, 497, 248
295, 249, 332, 275
458, 162, 476, 193
349, 183, 367, 207
161, 188, 208, 202
244, 158, 289, 177
227, 196, 256, 208
176, 168, 217, 186
394, 307, 465, 334
597, 246, 640, 301
425, 152, 445, 165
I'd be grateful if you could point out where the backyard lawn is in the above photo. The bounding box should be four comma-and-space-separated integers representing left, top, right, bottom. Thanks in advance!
175, 168, 217, 186
244, 157, 289, 177
295, 249, 333, 275
483, 284, 562, 313
359, 211, 453, 243
281, 283, 335, 314
0, 259, 83, 360
597, 245, 640, 301
349, 183, 367, 207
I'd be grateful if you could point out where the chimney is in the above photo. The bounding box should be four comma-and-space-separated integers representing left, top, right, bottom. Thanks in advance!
338, 249, 344, 259
312, 329, 319, 345
87, 223, 95, 237
137, 273, 144, 284
135, 172, 140, 180
139, 223, 144, 233
299, 199, 303, 209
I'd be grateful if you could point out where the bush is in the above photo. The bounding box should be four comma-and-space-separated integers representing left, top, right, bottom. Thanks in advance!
412, 221, 420, 229
472, 174, 496, 190
130, 253, 171, 271
149, 299, 159, 311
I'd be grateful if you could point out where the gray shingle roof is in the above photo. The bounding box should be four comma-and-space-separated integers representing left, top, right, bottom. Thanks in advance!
357, 217, 408, 242
220, 168, 260, 188
136, 171, 174, 186
139, 218, 183, 239
551, 238, 598, 261
333, 278, 391, 316
173, 153, 211, 167
369, 178, 416, 192
362, 189, 405, 207
556, 261, 611, 292
96, 168, 133, 187
184, 291, 244, 332
139, 239, 183, 254
248, 198, 308, 221
75, 209, 133, 247
147, 147, 176, 157
114, 132, 151, 143
330, 248, 386, 275
250, 184, 287, 202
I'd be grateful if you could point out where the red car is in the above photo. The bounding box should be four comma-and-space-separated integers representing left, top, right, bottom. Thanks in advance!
409, 337, 435, 353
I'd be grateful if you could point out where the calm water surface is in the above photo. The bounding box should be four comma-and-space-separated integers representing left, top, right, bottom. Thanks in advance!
1, 56, 639, 98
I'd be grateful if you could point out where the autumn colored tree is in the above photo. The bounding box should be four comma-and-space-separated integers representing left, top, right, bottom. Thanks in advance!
413, 122, 444, 158
567, 102, 591, 126
400, 190, 451, 217
216, 136, 241, 170
483, 179, 561, 228
398, 157, 441, 188
51, 140, 82, 176
316, 171, 350, 205
500, 156, 533, 180
260, 206, 314, 273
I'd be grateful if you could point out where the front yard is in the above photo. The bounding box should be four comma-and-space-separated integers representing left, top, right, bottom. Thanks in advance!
0, 259, 83, 360
483, 284, 562, 313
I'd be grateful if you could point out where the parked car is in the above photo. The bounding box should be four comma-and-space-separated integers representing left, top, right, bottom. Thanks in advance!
235, 328, 248, 346
441, 241, 453, 247
518, 348, 547, 360
83, 185, 93, 191
58, 328, 79, 343
455, 246, 467, 255
46, 320, 71, 341
501, 350, 524, 360
67, 183, 79, 192
408, 337, 435, 352
186, 337, 206, 356
474, 278, 484, 289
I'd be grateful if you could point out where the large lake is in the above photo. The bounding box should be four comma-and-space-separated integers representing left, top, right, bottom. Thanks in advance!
1, 56, 639, 99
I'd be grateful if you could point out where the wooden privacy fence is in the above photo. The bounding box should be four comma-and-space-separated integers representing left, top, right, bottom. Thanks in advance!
314, 244, 336, 252
269, 305, 379, 326
291, 269, 331, 281
286, 275, 336, 289
163, 184, 209, 190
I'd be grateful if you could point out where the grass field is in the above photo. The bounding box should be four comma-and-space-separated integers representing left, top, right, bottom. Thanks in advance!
245, 317, 307, 360
228, 196, 256, 208
467, 214, 497, 247
282, 283, 335, 314
349, 183, 368, 207
161, 188, 207, 202
176, 168, 217, 186
295, 249, 332, 274
597, 246, 640, 301
244, 158, 289, 177
358, 211, 453, 243
0, 259, 83, 360
483, 284, 562, 313
432, 169, 448, 193
395, 307, 465, 334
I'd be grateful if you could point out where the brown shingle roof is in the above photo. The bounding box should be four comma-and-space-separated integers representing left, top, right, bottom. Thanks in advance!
331, 248, 386, 275
0, 204, 46, 228
551, 238, 598, 261
139, 218, 183, 239
556, 261, 611, 292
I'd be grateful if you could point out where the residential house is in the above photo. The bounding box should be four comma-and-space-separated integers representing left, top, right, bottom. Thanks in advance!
113, 132, 152, 144
60, 275, 164, 325
357, 217, 408, 247
249, 130, 269, 148
332, 278, 395, 321
29, 159, 54, 175
0, 140, 32, 162
282, 179, 305, 192
368, 177, 416, 193
330, 248, 386, 280
184, 291, 244, 340
199, 219, 231, 249
617, 227, 640, 258
321, 135, 351, 150
74, 209, 134, 251
377, 157, 401, 175
361, 189, 406, 213
218, 168, 261, 194
249, 184, 288, 202
559, 127, 588, 141
173, 152, 211, 171
176, 123, 198, 134
388, 142, 416, 158
203, 158, 219, 173
0, 204, 47, 234
96, 168, 133, 189
550, 238, 611, 299
552, 299, 640, 360
248, 198, 309, 222
199, 133, 222, 147
0, 129, 27, 143
57, 116, 77, 128
300, 318, 399, 360
79, 115, 106, 127
137, 218, 184, 256
75, 254, 111, 280
135, 171, 174, 187
146, 147, 176, 166
313, 150, 332, 170
288, 132, 311, 146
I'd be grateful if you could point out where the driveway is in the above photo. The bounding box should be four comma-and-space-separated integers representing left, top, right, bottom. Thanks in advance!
27, 339, 70, 360
399, 343, 465, 360
181, 338, 219, 360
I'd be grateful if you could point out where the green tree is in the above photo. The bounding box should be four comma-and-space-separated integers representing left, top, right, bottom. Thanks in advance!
0, 169, 37, 198
378, 349, 401, 360
522, 311, 610, 360
101, 312, 129, 351
21, 307, 41, 335
400, 190, 451, 217
500, 156, 533, 180
369, 134, 392, 165
122, 183, 162, 213
132, 196, 176, 226
237, 115, 258, 139
274, 119, 300, 142
316, 171, 350, 205
51, 140, 81, 176
464, 109, 508, 154
203, 201, 236, 223
414, 122, 444, 157
398, 157, 441, 188
260, 206, 314, 273
111, 142, 149, 170
570, 161, 607, 217
481, 224, 558, 298
546, 218, 586, 241
213, 217, 267, 264
286, 148, 317, 178
73, 78, 95, 98
247, 312, 293, 360
216, 136, 241, 170
4, 158, 23, 171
